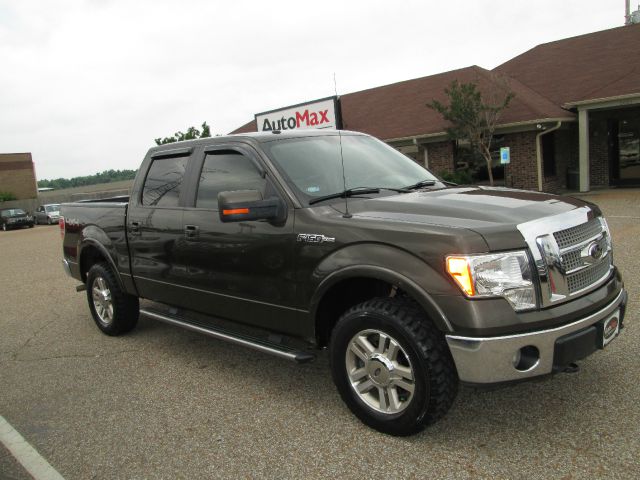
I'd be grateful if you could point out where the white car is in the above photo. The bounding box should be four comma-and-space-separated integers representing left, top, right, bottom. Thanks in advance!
34, 204, 61, 225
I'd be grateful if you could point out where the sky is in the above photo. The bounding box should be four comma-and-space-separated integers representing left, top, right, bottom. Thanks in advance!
0, 0, 629, 180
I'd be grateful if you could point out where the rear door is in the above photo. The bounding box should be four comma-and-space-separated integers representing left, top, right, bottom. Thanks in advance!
126, 147, 194, 302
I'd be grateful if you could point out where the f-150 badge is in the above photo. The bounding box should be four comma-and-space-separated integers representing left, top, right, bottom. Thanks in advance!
297, 233, 335, 244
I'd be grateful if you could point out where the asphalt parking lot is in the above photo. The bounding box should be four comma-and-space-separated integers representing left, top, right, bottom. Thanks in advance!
1, 190, 639, 480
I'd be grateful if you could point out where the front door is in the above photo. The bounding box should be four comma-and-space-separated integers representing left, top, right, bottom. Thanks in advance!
178, 145, 302, 336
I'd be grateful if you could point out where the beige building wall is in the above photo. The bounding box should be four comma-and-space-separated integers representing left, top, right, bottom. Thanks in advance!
0, 153, 38, 200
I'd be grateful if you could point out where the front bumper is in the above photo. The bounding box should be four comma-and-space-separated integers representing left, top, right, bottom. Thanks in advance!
446, 288, 627, 384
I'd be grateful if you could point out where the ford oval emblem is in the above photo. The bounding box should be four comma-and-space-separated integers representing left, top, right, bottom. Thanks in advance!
588, 242, 603, 260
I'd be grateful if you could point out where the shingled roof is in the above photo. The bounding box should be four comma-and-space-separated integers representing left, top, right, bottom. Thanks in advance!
494, 23, 640, 106
338, 65, 571, 140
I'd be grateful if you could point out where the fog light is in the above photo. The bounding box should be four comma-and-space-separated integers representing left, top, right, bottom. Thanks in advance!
513, 346, 540, 372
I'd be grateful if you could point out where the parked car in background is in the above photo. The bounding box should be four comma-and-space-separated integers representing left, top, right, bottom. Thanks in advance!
34, 204, 61, 225
1, 208, 34, 231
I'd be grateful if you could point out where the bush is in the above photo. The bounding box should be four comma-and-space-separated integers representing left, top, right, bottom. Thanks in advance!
0, 191, 17, 202
438, 169, 473, 185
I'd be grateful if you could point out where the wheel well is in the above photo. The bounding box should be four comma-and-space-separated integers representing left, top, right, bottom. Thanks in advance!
79, 245, 107, 283
315, 277, 395, 347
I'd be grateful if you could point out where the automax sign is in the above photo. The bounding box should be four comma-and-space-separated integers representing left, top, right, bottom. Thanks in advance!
255, 96, 340, 132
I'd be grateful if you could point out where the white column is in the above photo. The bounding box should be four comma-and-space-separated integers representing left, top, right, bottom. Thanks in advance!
578, 109, 590, 192
423, 144, 429, 169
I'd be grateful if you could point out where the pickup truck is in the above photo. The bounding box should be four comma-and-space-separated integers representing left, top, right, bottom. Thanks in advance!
61, 129, 627, 436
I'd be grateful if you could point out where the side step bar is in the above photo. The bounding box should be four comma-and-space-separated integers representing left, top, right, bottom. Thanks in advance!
140, 308, 315, 364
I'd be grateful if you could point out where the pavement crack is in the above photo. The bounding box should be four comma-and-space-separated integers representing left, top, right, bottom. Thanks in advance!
11, 322, 51, 361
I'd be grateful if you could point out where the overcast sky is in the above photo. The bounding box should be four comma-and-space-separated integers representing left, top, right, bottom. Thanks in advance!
0, 0, 627, 180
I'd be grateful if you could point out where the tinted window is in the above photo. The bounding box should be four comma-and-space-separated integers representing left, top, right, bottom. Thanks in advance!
142, 156, 189, 206
196, 150, 265, 209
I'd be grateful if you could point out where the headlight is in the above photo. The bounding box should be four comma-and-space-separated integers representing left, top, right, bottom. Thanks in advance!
446, 251, 536, 311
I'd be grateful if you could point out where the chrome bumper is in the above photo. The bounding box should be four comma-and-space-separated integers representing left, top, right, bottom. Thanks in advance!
446, 289, 626, 384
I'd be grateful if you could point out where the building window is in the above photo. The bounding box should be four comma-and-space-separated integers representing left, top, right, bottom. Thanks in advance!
542, 132, 556, 177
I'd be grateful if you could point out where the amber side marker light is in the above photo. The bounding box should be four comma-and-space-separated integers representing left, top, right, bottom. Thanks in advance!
222, 208, 249, 215
446, 256, 475, 296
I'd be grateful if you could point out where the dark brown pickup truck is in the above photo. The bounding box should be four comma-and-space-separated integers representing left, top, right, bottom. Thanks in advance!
61, 130, 627, 436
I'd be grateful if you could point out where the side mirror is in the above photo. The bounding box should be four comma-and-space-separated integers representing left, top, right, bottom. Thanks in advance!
218, 190, 286, 223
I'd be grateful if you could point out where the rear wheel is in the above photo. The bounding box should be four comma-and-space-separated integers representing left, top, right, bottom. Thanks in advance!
330, 297, 458, 436
86, 262, 139, 336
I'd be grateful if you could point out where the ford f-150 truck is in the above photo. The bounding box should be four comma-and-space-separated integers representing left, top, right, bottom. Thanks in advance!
61, 130, 627, 436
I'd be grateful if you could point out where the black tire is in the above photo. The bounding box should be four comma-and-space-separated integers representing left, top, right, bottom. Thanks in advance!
47, 217, 52, 225
86, 262, 139, 336
330, 297, 458, 436
34, 217, 38, 225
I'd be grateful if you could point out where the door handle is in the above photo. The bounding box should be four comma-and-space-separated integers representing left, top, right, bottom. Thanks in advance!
185, 224, 199, 239
129, 221, 141, 235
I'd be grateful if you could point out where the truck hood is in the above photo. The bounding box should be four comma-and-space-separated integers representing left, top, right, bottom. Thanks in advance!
342, 186, 595, 251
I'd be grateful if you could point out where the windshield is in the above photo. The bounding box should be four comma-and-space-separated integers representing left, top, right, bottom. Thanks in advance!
1, 209, 26, 216
45, 204, 60, 212
262, 134, 438, 204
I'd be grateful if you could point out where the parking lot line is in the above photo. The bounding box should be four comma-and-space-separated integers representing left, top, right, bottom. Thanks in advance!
0, 415, 65, 480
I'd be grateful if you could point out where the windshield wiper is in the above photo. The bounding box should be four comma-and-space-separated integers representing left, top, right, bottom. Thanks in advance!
403, 179, 437, 190
308, 187, 407, 205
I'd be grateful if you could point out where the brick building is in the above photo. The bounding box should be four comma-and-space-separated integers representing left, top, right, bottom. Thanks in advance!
0, 153, 37, 200
232, 23, 640, 193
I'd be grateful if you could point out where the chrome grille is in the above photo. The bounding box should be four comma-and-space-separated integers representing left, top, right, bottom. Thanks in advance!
567, 254, 612, 294
562, 250, 582, 272
553, 219, 602, 250
517, 208, 613, 308
561, 234, 608, 273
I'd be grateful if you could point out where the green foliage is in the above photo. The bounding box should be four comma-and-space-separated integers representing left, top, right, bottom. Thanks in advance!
0, 191, 17, 202
428, 79, 514, 186
37, 169, 138, 190
155, 121, 212, 145
439, 169, 473, 185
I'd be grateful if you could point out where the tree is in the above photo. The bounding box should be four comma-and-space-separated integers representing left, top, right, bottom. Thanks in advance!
37, 169, 138, 189
428, 78, 514, 186
154, 121, 212, 145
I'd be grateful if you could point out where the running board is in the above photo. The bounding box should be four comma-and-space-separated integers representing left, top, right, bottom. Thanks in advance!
139, 308, 315, 364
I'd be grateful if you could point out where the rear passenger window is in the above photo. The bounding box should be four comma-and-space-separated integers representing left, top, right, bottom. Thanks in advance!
196, 150, 265, 209
142, 156, 189, 207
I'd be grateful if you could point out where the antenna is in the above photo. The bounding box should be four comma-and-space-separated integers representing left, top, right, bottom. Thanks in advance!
334, 72, 351, 218
338, 129, 351, 218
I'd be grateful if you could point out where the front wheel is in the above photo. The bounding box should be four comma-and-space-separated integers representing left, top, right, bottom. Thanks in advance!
330, 297, 458, 436
86, 262, 139, 336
